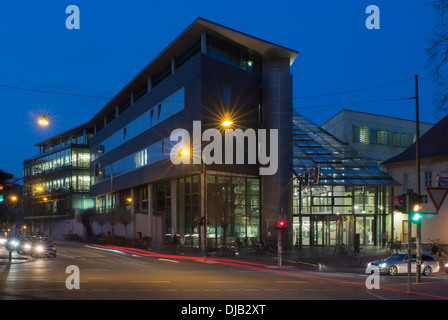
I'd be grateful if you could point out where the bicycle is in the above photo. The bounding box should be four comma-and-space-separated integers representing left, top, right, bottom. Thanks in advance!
386, 241, 404, 254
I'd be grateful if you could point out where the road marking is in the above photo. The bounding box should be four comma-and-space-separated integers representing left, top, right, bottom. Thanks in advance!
276, 281, 309, 284
130, 280, 171, 283
158, 258, 180, 263
225, 289, 241, 291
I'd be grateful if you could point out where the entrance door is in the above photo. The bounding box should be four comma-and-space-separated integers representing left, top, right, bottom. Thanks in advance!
312, 219, 326, 246
355, 216, 375, 246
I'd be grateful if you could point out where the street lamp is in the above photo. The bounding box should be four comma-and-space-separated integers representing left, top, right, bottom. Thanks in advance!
38, 114, 49, 126
221, 120, 233, 127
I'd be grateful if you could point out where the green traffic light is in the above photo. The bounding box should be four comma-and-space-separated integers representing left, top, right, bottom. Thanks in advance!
0, 195, 3, 202
411, 212, 422, 222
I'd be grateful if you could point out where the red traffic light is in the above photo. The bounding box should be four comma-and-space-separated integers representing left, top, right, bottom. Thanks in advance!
278, 220, 287, 229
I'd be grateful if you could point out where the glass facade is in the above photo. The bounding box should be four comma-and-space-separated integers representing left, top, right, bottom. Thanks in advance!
24, 147, 91, 198
92, 137, 174, 185
206, 175, 260, 248
352, 125, 416, 148
207, 35, 262, 74
292, 112, 397, 247
24, 148, 90, 176
92, 87, 185, 158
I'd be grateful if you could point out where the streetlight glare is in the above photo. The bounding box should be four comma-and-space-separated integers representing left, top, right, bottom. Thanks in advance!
222, 120, 233, 127
178, 148, 190, 158
38, 115, 49, 126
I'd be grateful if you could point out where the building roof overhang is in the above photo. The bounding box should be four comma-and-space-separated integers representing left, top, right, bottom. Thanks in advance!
88, 17, 299, 126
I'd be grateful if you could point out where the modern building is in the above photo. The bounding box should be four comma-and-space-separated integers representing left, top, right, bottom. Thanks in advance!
382, 112, 448, 244
23, 18, 404, 249
321, 110, 433, 164
87, 18, 297, 249
23, 123, 94, 238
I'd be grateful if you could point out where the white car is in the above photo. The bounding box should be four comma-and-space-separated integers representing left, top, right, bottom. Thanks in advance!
367, 253, 439, 276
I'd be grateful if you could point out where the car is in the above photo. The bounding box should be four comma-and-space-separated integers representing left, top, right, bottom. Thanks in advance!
5, 237, 23, 252
16, 236, 37, 255
30, 237, 57, 258
367, 253, 439, 276
0, 235, 7, 246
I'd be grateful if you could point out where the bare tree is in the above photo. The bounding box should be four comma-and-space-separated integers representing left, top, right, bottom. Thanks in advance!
209, 177, 245, 247
105, 208, 131, 240
427, 0, 448, 112
92, 213, 107, 237
76, 208, 96, 240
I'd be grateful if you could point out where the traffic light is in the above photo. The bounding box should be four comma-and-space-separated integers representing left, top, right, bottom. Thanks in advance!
277, 219, 287, 230
410, 212, 422, 223
410, 194, 427, 223
196, 217, 204, 226
394, 194, 408, 213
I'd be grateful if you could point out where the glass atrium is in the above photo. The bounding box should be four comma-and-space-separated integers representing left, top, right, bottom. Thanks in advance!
291, 112, 399, 247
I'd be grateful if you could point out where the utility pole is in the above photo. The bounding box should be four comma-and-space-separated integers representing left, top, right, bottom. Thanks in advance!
415, 74, 422, 283
406, 191, 412, 294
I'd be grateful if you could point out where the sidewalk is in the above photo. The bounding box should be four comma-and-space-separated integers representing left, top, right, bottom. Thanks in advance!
229, 246, 391, 273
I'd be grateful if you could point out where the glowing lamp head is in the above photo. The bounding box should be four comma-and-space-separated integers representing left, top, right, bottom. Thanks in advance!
38, 115, 49, 126
221, 120, 233, 127
179, 149, 190, 157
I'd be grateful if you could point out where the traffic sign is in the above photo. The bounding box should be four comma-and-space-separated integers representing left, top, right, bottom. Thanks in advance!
426, 187, 448, 211
437, 176, 448, 187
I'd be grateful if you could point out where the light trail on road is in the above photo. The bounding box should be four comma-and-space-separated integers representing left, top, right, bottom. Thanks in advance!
89, 244, 448, 300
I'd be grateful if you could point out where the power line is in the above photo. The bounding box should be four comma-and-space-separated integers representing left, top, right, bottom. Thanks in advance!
0, 83, 111, 99
294, 78, 413, 100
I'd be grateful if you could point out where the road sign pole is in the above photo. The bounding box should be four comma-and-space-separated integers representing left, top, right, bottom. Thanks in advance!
406, 191, 412, 295
415, 74, 422, 283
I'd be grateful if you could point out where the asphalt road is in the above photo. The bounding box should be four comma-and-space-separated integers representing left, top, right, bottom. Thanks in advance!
1, 241, 448, 303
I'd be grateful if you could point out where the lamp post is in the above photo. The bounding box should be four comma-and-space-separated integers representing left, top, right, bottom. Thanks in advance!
96, 159, 114, 244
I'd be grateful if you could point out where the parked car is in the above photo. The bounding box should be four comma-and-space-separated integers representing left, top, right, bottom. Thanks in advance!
367, 253, 439, 276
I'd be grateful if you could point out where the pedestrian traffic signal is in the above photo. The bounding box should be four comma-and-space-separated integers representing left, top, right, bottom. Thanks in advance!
277, 219, 287, 230
394, 194, 407, 213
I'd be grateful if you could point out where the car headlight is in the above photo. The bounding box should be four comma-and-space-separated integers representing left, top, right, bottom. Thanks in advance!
23, 244, 32, 250
445, 263, 448, 268
10, 240, 19, 247
0, 239, 6, 245
35, 245, 44, 253
379, 263, 387, 268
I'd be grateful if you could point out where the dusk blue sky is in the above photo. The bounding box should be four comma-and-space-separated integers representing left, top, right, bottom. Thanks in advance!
0, 1, 442, 180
